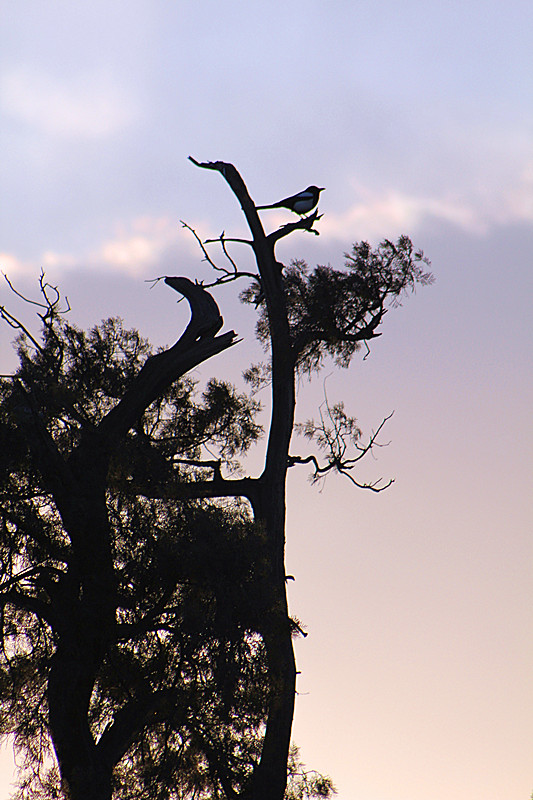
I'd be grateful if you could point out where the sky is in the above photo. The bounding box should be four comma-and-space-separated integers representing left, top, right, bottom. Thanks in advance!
1, 1, 532, 798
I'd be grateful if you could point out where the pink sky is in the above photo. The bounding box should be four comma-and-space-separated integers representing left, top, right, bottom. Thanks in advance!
1, 2, 532, 798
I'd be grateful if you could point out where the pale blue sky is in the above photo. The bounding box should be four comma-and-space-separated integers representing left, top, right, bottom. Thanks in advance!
1, 2, 532, 799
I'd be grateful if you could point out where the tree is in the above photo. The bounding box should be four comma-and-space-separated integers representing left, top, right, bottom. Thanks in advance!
0, 159, 432, 800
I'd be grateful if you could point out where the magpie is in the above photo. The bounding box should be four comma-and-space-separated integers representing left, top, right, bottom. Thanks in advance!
256, 185, 325, 216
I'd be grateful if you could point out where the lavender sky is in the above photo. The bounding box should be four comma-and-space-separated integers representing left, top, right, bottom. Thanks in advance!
1, 2, 532, 799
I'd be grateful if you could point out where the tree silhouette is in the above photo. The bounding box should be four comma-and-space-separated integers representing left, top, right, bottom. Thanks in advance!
0, 160, 432, 800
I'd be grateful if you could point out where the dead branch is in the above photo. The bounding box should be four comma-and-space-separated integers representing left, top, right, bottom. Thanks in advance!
180, 220, 222, 271
3, 271, 70, 322
289, 404, 394, 492
286, 452, 393, 492
266, 210, 322, 243
164, 276, 224, 339
188, 157, 268, 244
0, 303, 43, 352
96, 278, 238, 451
180, 221, 259, 288
1, 272, 72, 356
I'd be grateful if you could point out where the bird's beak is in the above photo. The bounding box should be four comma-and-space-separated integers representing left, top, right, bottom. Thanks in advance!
319, 187, 325, 191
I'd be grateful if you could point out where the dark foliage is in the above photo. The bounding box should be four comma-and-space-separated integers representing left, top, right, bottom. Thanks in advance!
241, 236, 433, 373
0, 317, 265, 799
0, 304, 335, 799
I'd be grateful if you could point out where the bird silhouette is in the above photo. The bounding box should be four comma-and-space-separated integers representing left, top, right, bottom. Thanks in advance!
256, 185, 324, 216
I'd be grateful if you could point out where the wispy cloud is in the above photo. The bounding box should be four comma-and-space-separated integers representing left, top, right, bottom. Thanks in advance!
96, 218, 181, 275
0, 67, 137, 138
322, 191, 483, 241
0, 252, 33, 279
321, 164, 533, 242
0, 218, 204, 281
2, 156, 532, 282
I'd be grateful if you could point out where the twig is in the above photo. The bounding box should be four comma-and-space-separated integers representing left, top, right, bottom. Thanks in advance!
266, 210, 322, 243
0, 304, 43, 352
181, 221, 259, 288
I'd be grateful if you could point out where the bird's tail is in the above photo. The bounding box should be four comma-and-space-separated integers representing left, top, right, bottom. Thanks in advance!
255, 203, 280, 210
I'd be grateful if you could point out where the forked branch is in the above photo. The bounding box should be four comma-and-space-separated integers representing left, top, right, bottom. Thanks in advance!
0, 271, 70, 354
290, 400, 394, 492
180, 221, 259, 287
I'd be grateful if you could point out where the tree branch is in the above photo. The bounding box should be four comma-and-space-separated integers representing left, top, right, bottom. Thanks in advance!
287, 454, 393, 491
188, 157, 267, 244
110, 472, 260, 507
266, 210, 322, 243
164, 276, 224, 338
0, 304, 43, 353
0, 588, 56, 627
96, 278, 237, 453
97, 688, 187, 771
290, 409, 394, 492
180, 221, 259, 288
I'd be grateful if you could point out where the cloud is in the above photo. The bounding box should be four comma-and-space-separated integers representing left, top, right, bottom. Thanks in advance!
3, 168, 532, 285
93, 217, 191, 276
0, 67, 137, 138
500, 159, 533, 225
42, 252, 78, 270
0, 252, 34, 279
321, 191, 485, 241
0, 217, 202, 282
321, 166, 533, 243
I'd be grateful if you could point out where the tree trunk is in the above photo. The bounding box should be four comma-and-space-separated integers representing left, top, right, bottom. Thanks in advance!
188, 158, 300, 800
49, 649, 113, 800
46, 486, 116, 800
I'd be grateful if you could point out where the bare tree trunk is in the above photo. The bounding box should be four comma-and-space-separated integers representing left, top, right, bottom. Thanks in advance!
189, 159, 302, 800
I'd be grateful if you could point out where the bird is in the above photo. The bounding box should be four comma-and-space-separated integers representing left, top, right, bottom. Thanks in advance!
255, 185, 325, 216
